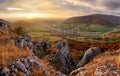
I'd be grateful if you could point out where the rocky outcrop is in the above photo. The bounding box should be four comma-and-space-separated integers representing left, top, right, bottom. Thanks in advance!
94, 64, 120, 76
7, 58, 50, 76
70, 64, 120, 76
14, 34, 32, 49
70, 67, 87, 76
0, 57, 67, 76
0, 66, 16, 76
0, 19, 10, 38
30, 39, 51, 58
77, 47, 100, 68
12, 34, 51, 58
0, 19, 9, 32
49, 40, 75, 75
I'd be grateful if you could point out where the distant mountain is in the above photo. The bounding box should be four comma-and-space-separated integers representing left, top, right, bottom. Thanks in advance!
65, 14, 120, 27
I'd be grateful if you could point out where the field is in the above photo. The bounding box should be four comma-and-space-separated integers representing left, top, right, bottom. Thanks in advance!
55, 23, 115, 33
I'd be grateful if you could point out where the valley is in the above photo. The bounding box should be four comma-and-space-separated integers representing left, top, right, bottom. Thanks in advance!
0, 14, 120, 76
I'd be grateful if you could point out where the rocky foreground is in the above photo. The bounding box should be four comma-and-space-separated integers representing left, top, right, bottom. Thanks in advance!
0, 19, 119, 76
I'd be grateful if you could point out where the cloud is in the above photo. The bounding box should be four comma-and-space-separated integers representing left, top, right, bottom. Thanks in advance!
6, 7, 23, 11
0, 0, 16, 3
64, 0, 120, 10
99, 0, 120, 10
0, 0, 120, 18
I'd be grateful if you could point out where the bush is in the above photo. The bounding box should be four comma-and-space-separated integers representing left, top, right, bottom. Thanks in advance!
12, 26, 28, 35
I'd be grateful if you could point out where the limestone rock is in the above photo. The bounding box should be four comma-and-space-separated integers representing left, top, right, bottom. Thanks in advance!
94, 64, 120, 76
49, 40, 75, 74
0, 19, 9, 32
77, 47, 100, 68
70, 67, 87, 76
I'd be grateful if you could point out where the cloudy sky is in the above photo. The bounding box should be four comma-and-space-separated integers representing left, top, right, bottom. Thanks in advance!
0, 0, 120, 19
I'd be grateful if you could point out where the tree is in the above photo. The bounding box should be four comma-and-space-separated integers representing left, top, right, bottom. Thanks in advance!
12, 26, 28, 35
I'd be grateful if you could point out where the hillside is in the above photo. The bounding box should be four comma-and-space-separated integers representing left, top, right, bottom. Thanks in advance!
70, 50, 120, 76
65, 14, 120, 27
102, 30, 120, 39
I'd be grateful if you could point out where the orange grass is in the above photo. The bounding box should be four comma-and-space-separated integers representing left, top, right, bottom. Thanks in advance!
84, 50, 120, 75
0, 42, 30, 66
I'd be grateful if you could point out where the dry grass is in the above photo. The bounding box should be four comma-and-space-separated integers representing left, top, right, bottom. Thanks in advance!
0, 42, 30, 66
84, 50, 120, 75
0, 31, 30, 66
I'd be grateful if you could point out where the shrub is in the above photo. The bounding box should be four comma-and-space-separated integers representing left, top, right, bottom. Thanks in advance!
12, 26, 28, 35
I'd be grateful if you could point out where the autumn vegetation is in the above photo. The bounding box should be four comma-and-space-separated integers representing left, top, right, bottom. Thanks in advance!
0, 22, 120, 76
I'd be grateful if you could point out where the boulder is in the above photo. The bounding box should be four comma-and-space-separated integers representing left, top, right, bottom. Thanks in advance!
14, 36, 26, 48
14, 34, 32, 49
70, 67, 87, 76
77, 47, 100, 68
31, 40, 51, 58
23, 34, 31, 42
0, 19, 10, 38
0, 19, 9, 32
0, 66, 16, 76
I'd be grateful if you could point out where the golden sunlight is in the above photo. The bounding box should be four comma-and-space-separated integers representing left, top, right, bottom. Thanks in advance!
0, 13, 53, 19
17, 13, 53, 19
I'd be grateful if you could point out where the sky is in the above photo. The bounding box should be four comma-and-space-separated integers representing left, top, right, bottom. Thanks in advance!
0, 0, 120, 19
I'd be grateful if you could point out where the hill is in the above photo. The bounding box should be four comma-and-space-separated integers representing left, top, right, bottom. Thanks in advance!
65, 14, 120, 27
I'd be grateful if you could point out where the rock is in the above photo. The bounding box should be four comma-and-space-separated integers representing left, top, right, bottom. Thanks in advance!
0, 19, 10, 37
31, 40, 51, 58
27, 41, 33, 49
8, 58, 53, 76
0, 19, 9, 32
70, 67, 87, 76
0, 66, 10, 76
11, 34, 51, 58
0, 66, 16, 76
32, 41, 43, 50
94, 64, 120, 76
56, 41, 64, 49
41, 40, 51, 50
49, 39, 75, 75
8, 59, 31, 76
15, 36, 26, 48
77, 47, 100, 68
20, 57, 45, 70
31, 40, 51, 51
50, 70, 67, 76
23, 34, 31, 42
55, 71, 67, 76
14, 34, 32, 49
94, 65, 107, 76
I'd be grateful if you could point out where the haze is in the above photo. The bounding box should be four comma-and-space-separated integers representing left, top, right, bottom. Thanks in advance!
0, 0, 120, 19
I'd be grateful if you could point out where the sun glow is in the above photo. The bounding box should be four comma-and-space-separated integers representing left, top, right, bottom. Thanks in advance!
17, 13, 53, 19
0, 13, 53, 19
